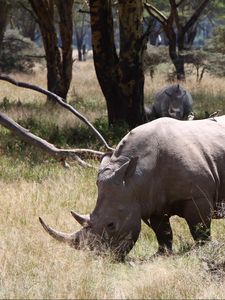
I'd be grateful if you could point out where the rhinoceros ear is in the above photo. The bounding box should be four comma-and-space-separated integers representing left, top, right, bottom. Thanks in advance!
114, 156, 138, 184
99, 152, 113, 171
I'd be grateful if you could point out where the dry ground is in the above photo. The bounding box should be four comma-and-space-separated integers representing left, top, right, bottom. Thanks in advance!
0, 60, 225, 299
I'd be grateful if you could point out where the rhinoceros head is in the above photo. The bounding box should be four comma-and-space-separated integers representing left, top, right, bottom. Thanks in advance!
165, 84, 187, 119
39, 153, 141, 260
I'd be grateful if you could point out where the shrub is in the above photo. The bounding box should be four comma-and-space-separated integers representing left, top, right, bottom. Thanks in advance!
0, 29, 44, 73
143, 45, 169, 79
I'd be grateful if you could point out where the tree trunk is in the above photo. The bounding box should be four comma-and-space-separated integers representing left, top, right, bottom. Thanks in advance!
89, 0, 123, 125
118, 0, 146, 128
75, 30, 83, 61
55, 0, 73, 98
90, 0, 146, 129
29, 0, 73, 100
0, 0, 10, 51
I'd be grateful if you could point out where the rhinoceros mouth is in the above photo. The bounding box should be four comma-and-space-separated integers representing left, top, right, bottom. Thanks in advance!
39, 214, 135, 260
168, 105, 181, 118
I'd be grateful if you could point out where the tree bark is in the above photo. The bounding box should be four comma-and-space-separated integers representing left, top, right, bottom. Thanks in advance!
0, 0, 10, 51
28, 0, 73, 100
90, 0, 146, 129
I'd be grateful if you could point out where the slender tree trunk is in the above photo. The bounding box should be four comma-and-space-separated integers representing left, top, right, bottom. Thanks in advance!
29, 0, 73, 100
55, 0, 73, 98
75, 30, 83, 61
0, 0, 10, 52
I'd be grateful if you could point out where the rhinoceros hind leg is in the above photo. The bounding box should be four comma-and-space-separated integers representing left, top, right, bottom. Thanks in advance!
150, 215, 173, 254
183, 200, 211, 244
186, 217, 211, 244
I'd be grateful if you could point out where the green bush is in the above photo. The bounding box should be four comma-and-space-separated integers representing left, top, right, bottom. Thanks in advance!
0, 29, 44, 73
143, 45, 169, 79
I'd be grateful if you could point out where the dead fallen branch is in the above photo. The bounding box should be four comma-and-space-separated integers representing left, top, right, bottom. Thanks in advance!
0, 75, 114, 151
0, 112, 104, 168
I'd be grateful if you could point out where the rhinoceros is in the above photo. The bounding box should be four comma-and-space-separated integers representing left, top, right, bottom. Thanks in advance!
147, 84, 193, 120
40, 116, 225, 260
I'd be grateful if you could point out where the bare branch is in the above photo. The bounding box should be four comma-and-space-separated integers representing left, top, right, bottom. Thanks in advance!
18, 1, 38, 23
144, 3, 168, 25
0, 112, 104, 167
78, 9, 90, 14
0, 75, 114, 151
23, 54, 46, 59
183, 0, 210, 33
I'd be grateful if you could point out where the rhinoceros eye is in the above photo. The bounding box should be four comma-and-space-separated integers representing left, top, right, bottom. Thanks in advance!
107, 222, 116, 231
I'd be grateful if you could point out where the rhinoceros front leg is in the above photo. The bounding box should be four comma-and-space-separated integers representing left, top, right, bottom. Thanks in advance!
149, 215, 173, 254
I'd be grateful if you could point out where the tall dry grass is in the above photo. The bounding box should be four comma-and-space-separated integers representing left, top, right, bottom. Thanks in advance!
0, 166, 224, 299
0, 60, 225, 299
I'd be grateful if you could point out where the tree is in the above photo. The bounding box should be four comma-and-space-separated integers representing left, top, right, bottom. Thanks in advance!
10, 0, 38, 42
0, 29, 43, 73
0, 0, 10, 54
28, 0, 74, 100
145, 0, 210, 80
89, 0, 147, 129
74, 2, 90, 61
207, 25, 225, 54
143, 45, 169, 79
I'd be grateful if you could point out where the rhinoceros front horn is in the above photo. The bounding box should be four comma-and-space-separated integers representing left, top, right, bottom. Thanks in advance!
39, 217, 79, 246
70, 210, 90, 227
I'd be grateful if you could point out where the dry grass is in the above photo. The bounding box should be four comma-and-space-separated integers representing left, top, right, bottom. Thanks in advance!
0, 60, 225, 299
144, 67, 225, 118
0, 167, 224, 299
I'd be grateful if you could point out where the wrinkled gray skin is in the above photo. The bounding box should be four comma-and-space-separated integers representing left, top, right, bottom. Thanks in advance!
146, 84, 193, 121
40, 116, 225, 260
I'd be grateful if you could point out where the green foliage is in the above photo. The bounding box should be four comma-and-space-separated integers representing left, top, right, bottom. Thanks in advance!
205, 25, 225, 54
0, 29, 44, 73
143, 45, 169, 79
0, 112, 128, 168
94, 117, 129, 147
191, 90, 225, 120
185, 49, 225, 80
0, 153, 60, 182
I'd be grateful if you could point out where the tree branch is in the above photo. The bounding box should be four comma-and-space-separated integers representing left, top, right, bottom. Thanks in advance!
18, 1, 38, 23
0, 75, 114, 151
0, 112, 104, 168
183, 0, 210, 33
169, 0, 181, 32
78, 9, 90, 14
144, 3, 168, 25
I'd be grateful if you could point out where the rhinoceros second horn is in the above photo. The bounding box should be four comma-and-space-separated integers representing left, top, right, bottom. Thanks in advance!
70, 210, 90, 227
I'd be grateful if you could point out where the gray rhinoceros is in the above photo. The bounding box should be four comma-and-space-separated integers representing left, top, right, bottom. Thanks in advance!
147, 84, 193, 120
40, 116, 225, 260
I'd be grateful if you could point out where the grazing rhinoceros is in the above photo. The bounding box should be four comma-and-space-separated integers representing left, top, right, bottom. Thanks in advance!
40, 116, 225, 260
147, 84, 193, 121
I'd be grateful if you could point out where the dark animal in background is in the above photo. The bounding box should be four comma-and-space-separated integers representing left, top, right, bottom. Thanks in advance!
146, 84, 193, 121
40, 116, 225, 260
